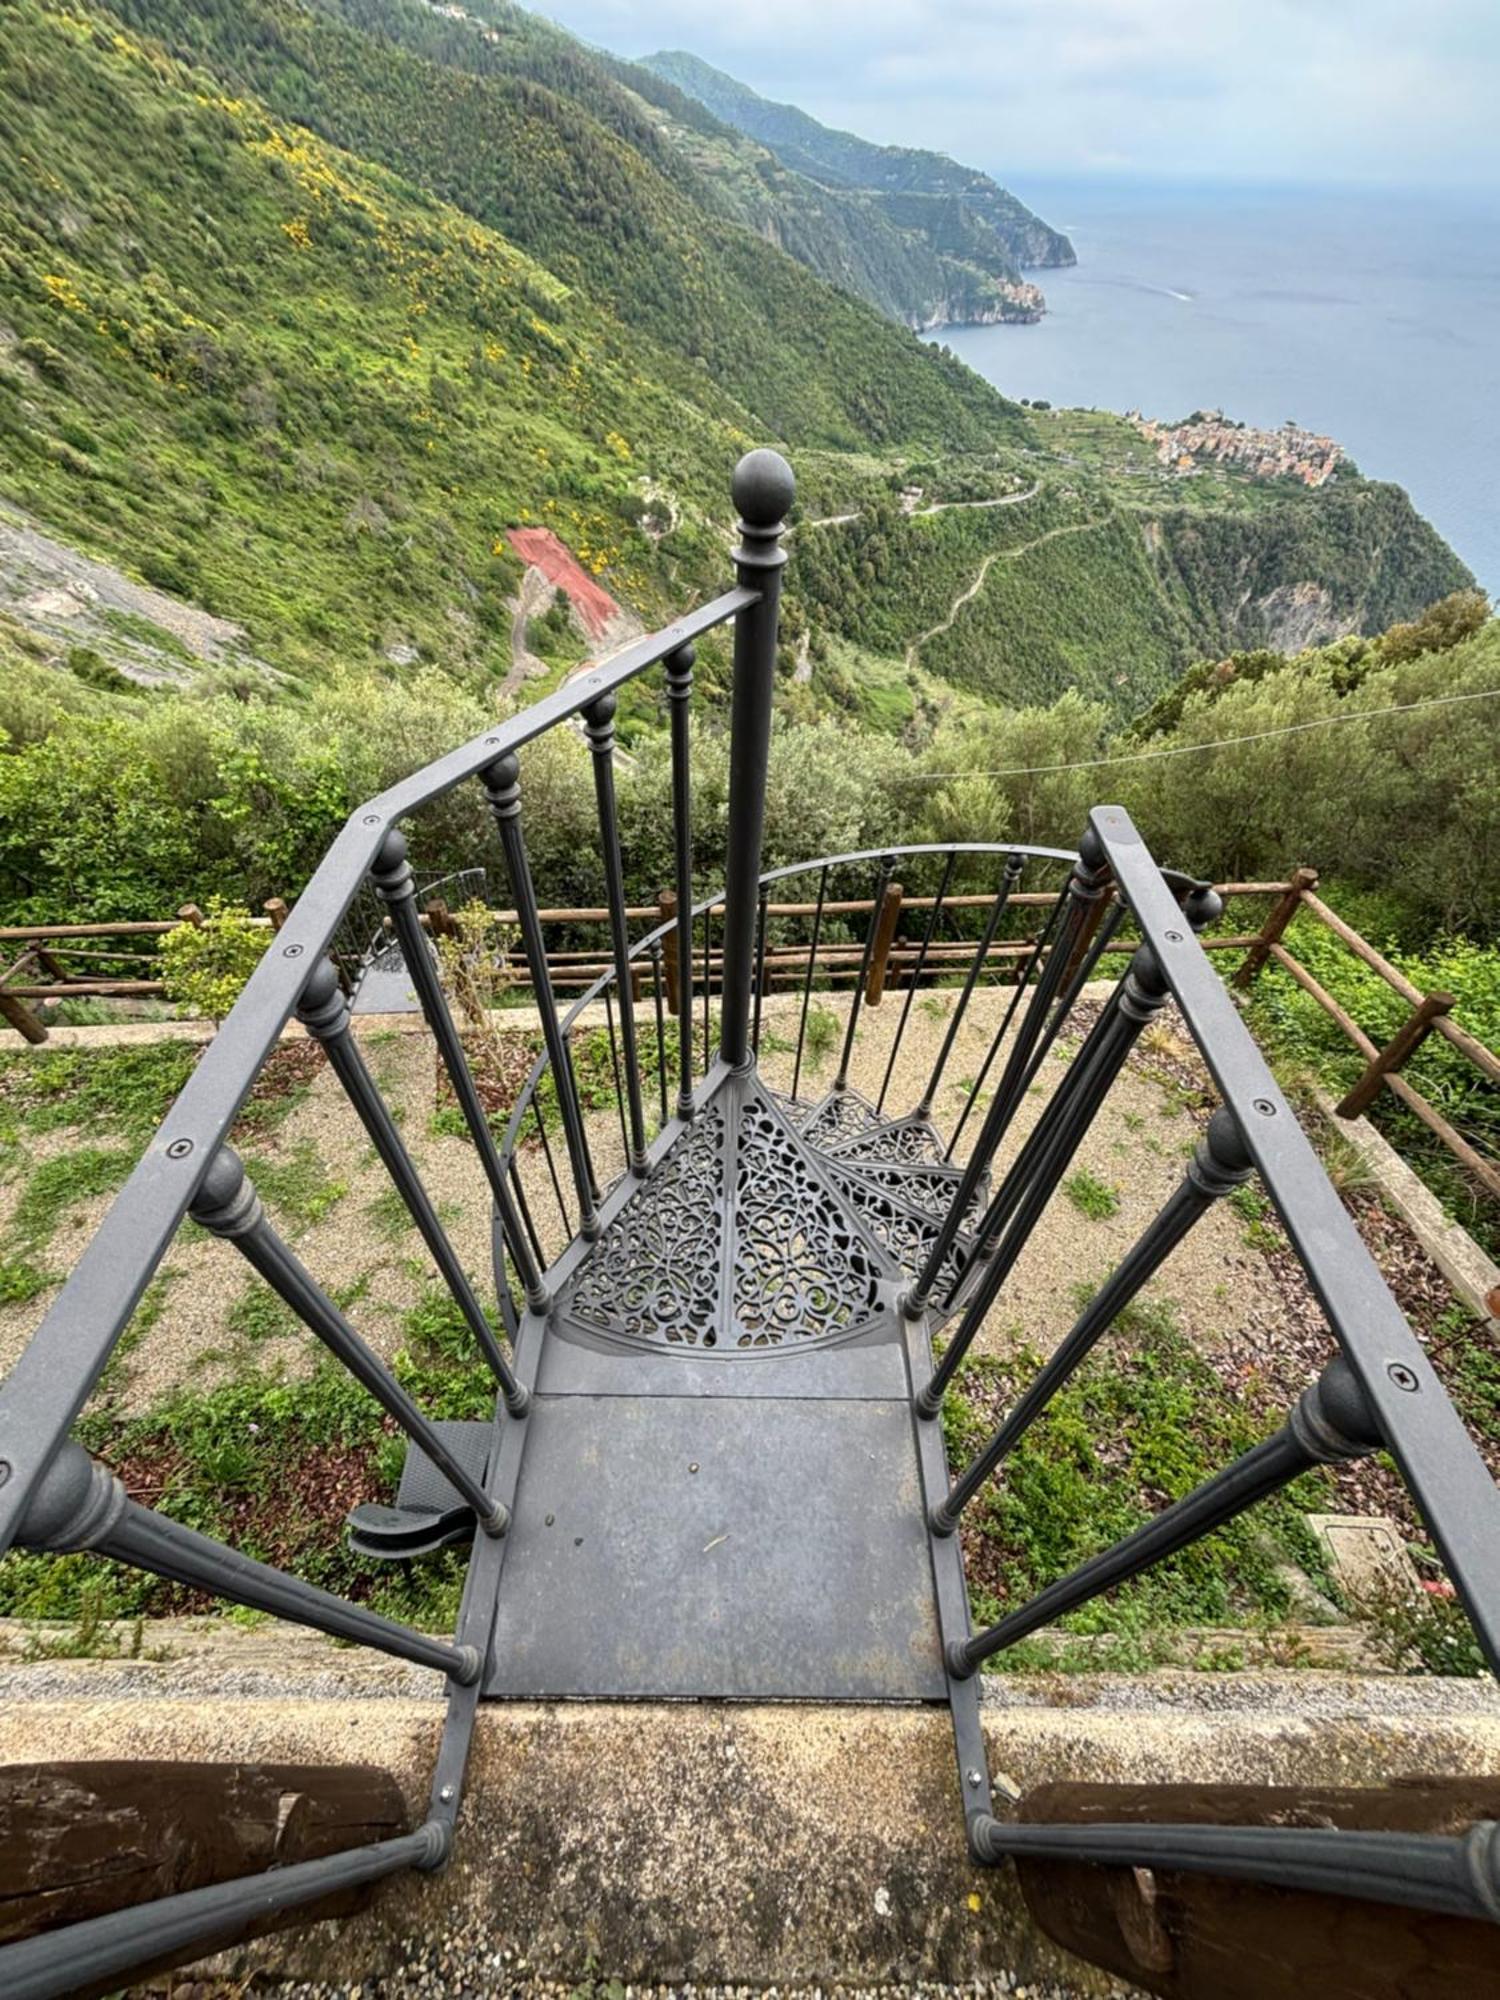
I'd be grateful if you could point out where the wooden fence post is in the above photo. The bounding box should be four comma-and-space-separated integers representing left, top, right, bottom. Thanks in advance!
659, 889, 680, 1015
177, 903, 206, 929
1233, 867, 1317, 989
1337, 991, 1456, 1119
0, 988, 48, 1045
865, 880, 904, 1006
263, 896, 291, 933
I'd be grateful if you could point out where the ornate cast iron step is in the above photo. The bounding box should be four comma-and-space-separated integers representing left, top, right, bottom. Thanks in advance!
553, 1070, 902, 1354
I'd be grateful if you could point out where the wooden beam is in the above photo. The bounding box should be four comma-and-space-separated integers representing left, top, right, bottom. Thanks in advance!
1232, 866, 1317, 989
864, 880, 904, 1006
1014, 1776, 1500, 2000
0, 1760, 407, 1951
1337, 992, 1456, 1119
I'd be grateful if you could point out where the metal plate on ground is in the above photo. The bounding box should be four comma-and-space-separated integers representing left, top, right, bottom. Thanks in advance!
485, 1395, 945, 1700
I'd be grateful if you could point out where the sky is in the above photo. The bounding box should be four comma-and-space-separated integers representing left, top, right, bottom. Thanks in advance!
534, 0, 1500, 193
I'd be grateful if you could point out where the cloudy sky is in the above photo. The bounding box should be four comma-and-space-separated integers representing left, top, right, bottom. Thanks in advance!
535, 0, 1498, 192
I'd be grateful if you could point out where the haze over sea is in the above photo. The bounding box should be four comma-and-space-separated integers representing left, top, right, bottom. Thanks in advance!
932, 181, 1500, 597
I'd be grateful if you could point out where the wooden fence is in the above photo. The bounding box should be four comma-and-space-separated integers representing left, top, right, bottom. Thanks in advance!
1, 873, 1495, 1203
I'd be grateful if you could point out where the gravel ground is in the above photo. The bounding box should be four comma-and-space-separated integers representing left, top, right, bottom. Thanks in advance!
252, 1956, 1133, 2000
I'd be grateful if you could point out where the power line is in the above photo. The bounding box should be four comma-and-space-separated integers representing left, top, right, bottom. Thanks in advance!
912, 685, 1500, 783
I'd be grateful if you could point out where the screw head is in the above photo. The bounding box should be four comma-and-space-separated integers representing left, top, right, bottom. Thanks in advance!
282, 943, 304, 959
438, 1784, 455, 1803
363, 813, 381, 826
1164, 929, 1183, 943
1253, 1098, 1277, 1117
966, 1768, 983, 1789
165, 1138, 194, 1160
1388, 1362, 1420, 1392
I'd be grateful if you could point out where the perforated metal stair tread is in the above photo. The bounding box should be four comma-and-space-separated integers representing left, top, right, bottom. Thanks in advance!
484, 1394, 944, 1698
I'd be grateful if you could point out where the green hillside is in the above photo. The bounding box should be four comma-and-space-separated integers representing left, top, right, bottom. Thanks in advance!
643, 47, 1075, 312
613, 55, 1047, 328
0, 0, 1474, 722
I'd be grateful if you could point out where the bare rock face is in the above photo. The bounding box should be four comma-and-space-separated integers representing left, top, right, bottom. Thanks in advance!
1254, 579, 1355, 653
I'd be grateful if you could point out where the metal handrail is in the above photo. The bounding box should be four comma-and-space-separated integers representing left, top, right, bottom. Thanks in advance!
0, 587, 756, 1559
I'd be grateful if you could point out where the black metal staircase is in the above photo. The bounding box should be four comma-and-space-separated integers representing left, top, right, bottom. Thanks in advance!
3, 452, 1500, 1998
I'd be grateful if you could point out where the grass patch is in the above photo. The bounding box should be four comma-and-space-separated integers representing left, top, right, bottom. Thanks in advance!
0, 1254, 52, 1305
241, 1139, 347, 1229
0, 1042, 198, 1145
802, 1004, 840, 1075
11, 1147, 136, 1250
1061, 1169, 1121, 1221
942, 1298, 1335, 1667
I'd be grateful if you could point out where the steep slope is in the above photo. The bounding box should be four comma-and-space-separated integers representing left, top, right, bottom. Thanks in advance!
94, 0, 1024, 450
643, 48, 1075, 311
0, 0, 1473, 723
606, 57, 1045, 328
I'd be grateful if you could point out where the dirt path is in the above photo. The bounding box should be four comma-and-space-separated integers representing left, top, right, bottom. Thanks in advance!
795, 481, 1041, 536
904, 516, 1105, 670
501, 566, 558, 697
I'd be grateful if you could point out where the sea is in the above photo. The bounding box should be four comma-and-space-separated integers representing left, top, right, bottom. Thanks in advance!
928, 179, 1500, 597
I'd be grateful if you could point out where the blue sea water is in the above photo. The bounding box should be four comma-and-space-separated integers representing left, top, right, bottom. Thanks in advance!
929, 180, 1500, 596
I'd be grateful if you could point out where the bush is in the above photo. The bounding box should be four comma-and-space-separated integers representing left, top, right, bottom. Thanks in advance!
158, 899, 266, 1021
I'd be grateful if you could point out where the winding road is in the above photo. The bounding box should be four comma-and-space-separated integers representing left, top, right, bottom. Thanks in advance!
795, 480, 1041, 535
904, 517, 1106, 671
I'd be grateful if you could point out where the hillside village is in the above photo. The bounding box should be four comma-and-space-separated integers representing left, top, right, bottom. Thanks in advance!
1131, 409, 1348, 486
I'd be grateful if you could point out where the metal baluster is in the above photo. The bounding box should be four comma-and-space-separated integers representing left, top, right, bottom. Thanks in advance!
971, 1819, 1500, 1921
371, 829, 548, 1311
916, 852, 1024, 1122
915, 941, 1172, 1415
482, 754, 600, 1240
532, 1096, 570, 1241
17, 1439, 481, 1681
944, 880, 1068, 1158
702, 903, 711, 1074
650, 939, 669, 1126
752, 882, 770, 1057
508, 1155, 546, 1279
878, 849, 956, 1114
912, 836, 1112, 1320
570, 1023, 603, 1205
834, 854, 893, 1093
297, 960, 527, 1416
948, 893, 1127, 1169
958, 878, 1217, 1286
931, 1109, 1252, 1534
664, 642, 696, 1120
719, 449, 794, 1070
0, 1826, 448, 2000
792, 864, 829, 1104
191, 1148, 508, 1532
947, 1355, 1380, 1675
585, 691, 648, 1173
603, 985, 630, 1167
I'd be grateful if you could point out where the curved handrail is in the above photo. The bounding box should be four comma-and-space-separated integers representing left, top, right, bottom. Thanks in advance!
495, 840, 1083, 1164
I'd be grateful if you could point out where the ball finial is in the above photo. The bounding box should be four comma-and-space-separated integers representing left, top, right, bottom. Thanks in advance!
732, 448, 795, 529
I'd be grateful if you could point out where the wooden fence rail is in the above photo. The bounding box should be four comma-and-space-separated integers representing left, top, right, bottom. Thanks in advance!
1, 871, 1495, 1205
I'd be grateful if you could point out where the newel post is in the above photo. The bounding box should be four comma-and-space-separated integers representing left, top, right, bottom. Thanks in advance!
718, 448, 794, 1071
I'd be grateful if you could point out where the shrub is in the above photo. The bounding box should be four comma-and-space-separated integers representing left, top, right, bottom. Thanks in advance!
158, 899, 266, 1022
